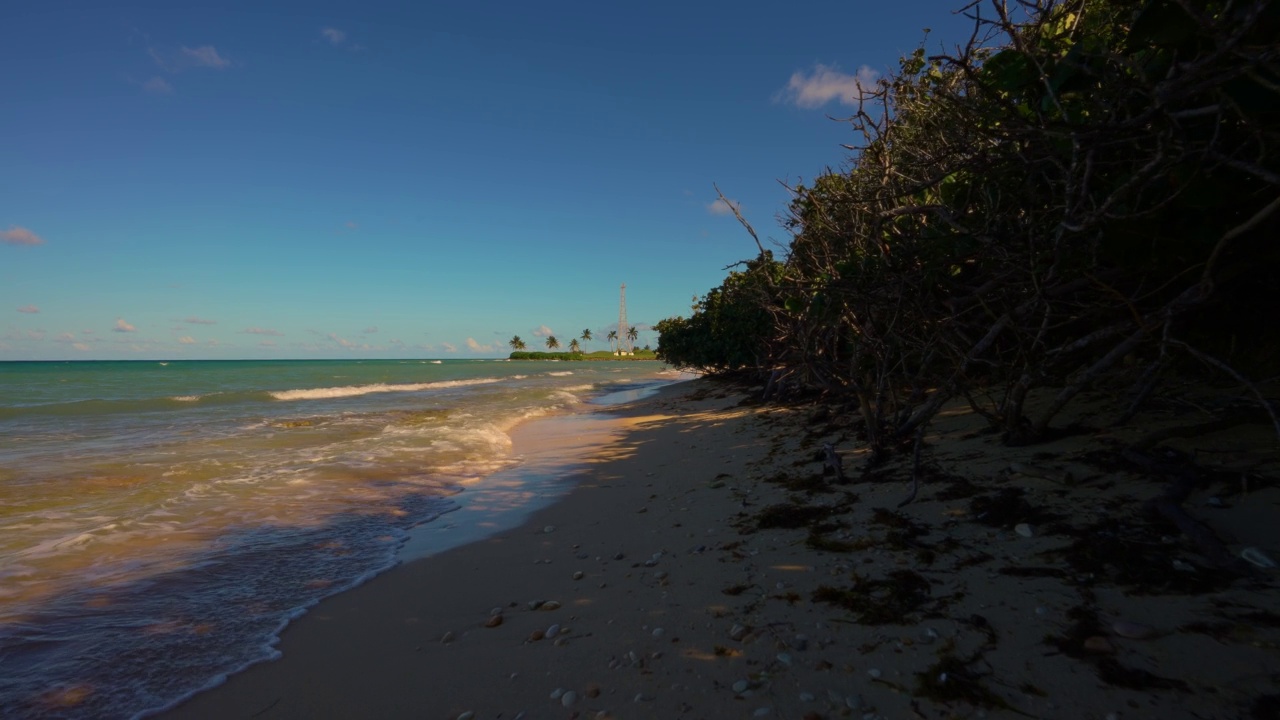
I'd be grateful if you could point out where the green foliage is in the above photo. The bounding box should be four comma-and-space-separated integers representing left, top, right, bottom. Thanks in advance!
655, 253, 784, 372
659, 0, 1280, 448
507, 351, 581, 361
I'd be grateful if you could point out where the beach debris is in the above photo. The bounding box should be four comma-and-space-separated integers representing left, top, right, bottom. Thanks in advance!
633, 692, 654, 703
1015, 523, 1035, 538
546, 624, 561, 638
489, 607, 503, 617
561, 690, 579, 708
1242, 547, 1277, 569
867, 668, 882, 679
539, 600, 562, 611
543, 525, 556, 534
528, 629, 545, 642
652, 627, 665, 638
527, 599, 545, 610
729, 623, 752, 641
456, 712, 475, 720
550, 688, 564, 700
1112, 620, 1157, 639
485, 615, 504, 628
753, 707, 772, 717
732, 680, 750, 694
918, 627, 939, 645
613, 552, 625, 560
573, 571, 585, 580
845, 694, 865, 710
822, 443, 846, 484
777, 652, 793, 666
440, 631, 455, 644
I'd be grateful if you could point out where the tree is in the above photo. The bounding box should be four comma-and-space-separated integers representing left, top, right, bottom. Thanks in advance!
606, 330, 618, 354
569, 338, 581, 353
545, 335, 560, 351
626, 326, 639, 353
509, 335, 526, 352
581, 328, 593, 348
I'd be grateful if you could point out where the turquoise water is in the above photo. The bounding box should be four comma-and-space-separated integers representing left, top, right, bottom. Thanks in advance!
0, 359, 678, 719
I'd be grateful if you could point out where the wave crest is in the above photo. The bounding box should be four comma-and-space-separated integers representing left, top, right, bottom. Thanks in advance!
268, 378, 501, 401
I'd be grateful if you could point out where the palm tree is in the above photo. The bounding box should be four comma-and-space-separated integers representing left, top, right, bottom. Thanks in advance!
627, 326, 639, 353
568, 338, 581, 354
545, 335, 560, 351
509, 335, 526, 351
606, 330, 618, 354
581, 328, 592, 349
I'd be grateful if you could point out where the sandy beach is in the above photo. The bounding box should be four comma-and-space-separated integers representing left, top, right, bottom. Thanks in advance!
162, 377, 1280, 720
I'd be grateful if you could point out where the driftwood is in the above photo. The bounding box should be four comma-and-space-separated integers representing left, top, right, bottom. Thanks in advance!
897, 425, 926, 508
822, 443, 846, 484
1125, 448, 1254, 575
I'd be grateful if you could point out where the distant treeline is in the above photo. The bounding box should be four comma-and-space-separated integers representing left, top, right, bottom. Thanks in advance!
657, 0, 1278, 452
508, 350, 659, 361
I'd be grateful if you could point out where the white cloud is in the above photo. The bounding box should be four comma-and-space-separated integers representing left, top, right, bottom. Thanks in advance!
16, 305, 39, 314
465, 337, 499, 353
143, 76, 173, 94
776, 63, 879, 108
181, 45, 230, 69
54, 332, 75, 342
242, 327, 283, 336
707, 197, 741, 216
178, 335, 196, 344
532, 324, 554, 338
184, 316, 216, 325
441, 342, 457, 353
328, 332, 356, 349
321, 27, 347, 45
362, 326, 378, 334
113, 318, 137, 333
259, 340, 277, 347
1, 226, 45, 246
25, 329, 46, 340
73, 342, 90, 352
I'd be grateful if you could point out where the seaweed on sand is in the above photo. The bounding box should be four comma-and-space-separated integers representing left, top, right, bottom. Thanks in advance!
967, 487, 1062, 528
1045, 605, 1190, 691
812, 570, 932, 625
1047, 517, 1239, 594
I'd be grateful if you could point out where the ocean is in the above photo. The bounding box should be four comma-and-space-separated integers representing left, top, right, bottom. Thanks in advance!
0, 359, 681, 719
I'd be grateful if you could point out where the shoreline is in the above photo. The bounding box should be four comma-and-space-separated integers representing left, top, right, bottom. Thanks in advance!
162, 378, 1279, 720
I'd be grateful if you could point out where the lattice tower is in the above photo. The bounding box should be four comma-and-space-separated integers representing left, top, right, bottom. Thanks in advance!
618, 283, 629, 355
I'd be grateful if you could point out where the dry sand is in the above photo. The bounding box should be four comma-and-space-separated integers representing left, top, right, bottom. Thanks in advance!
162, 378, 1280, 720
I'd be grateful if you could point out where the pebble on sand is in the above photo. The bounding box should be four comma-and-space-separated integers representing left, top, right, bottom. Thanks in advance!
485, 615, 503, 628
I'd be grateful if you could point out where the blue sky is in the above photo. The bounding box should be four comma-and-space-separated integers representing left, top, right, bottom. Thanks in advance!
2, 0, 975, 360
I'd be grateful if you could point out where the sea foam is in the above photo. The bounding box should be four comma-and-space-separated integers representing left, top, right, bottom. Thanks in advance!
268, 378, 501, 401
